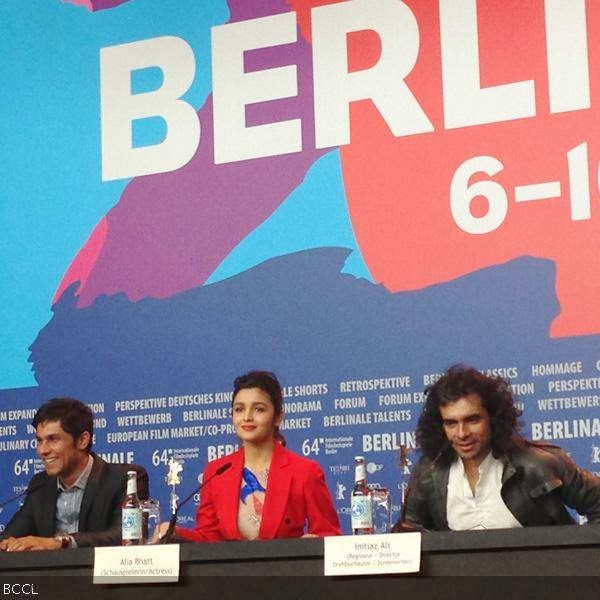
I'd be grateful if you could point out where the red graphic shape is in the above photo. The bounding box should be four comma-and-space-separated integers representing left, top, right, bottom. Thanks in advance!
294, 0, 600, 337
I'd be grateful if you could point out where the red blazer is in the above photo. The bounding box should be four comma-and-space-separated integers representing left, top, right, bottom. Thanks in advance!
176, 444, 341, 541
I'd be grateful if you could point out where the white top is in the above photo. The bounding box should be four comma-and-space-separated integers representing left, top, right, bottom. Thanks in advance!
446, 452, 523, 530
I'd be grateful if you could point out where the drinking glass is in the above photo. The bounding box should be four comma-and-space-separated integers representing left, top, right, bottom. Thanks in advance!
369, 486, 392, 534
141, 499, 161, 544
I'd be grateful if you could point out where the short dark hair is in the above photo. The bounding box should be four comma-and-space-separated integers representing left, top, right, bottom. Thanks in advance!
232, 371, 285, 445
32, 397, 94, 451
416, 364, 522, 463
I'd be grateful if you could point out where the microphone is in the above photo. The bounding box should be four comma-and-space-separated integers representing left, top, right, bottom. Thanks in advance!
430, 439, 452, 469
392, 440, 451, 533
0, 479, 47, 512
0, 466, 146, 512
159, 462, 232, 544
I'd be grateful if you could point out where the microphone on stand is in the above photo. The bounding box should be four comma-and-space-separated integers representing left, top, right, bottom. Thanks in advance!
392, 440, 451, 533
0, 479, 46, 513
0, 465, 146, 514
159, 462, 232, 544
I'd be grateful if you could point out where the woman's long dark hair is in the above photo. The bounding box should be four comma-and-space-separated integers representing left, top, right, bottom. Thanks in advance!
416, 364, 522, 464
232, 370, 286, 446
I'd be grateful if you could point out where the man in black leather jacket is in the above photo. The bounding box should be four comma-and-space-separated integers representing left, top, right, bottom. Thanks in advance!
394, 365, 600, 531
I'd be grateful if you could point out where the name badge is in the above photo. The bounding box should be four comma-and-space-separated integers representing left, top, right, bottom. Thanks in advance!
93, 544, 180, 584
324, 532, 421, 576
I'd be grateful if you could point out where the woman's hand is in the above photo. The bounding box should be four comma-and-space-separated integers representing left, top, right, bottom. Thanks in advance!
152, 521, 172, 543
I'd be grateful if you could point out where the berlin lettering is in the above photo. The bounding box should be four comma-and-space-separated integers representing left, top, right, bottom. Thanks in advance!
99, 0, 590, 180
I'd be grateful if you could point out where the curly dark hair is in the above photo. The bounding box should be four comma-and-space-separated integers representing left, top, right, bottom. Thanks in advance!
416, 364, 522, 464
232, 370, 286, 446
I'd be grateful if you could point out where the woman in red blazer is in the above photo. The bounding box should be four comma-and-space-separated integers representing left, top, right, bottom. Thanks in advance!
173, 371, 341, 541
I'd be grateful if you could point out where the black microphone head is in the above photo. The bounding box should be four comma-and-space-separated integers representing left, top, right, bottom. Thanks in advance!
216, 462, 232, 476
430, 439, 453, 468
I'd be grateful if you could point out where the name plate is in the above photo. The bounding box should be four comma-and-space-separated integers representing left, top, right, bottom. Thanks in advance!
324, 532, 421, 576
93, 544, 180, 584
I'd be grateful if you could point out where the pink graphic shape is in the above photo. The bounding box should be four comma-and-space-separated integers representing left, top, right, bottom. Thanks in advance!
62, 0, 130, 11
54, 218, 108, 303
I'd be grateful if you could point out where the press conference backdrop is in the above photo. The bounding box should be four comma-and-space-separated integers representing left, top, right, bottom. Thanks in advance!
1, 0, 599, 535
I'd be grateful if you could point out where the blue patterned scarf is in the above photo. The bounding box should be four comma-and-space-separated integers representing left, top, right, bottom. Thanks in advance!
240, 467, 266, 504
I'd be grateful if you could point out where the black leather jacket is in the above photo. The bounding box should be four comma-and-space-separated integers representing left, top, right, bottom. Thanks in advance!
395, 441, 600, 531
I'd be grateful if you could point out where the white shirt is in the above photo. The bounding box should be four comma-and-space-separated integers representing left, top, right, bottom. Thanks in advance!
447, 452, 522, 530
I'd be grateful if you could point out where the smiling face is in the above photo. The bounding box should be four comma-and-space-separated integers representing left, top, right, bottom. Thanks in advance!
35, 420, 90, 487
232, 387, 283, 448
439, 393, 492, 468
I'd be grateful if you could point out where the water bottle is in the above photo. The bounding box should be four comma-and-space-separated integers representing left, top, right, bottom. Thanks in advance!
351, 456, 373, 534
122, 470, 143, 545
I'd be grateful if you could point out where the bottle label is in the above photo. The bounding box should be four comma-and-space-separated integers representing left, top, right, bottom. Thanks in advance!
351, 496, 373, 529
126, 476, 137, 496
122, 507, 143, 540
354, 464, 366, 482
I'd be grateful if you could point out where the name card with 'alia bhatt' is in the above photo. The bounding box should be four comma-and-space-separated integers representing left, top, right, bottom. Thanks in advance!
93, 544, 180, 584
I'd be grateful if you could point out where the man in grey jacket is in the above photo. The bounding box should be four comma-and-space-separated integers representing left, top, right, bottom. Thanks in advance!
394, 365, 600, 531
0, 398, 148, 550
